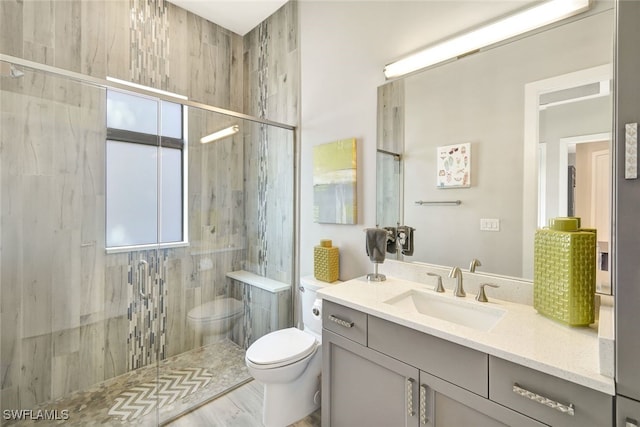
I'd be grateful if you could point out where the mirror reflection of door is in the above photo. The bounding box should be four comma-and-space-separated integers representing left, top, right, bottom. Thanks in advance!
573, 143, 611, 293
535, 65, 612, 293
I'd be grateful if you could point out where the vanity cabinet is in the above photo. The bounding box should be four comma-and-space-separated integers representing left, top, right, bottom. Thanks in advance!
322, 301, 544, 427
490, 356, 613, 427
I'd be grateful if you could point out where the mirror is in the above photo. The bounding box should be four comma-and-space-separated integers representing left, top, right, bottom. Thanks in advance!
376, 3, 614, 285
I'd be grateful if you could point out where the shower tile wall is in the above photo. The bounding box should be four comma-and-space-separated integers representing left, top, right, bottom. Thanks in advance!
228, 280, 292, 349
242, 1, 298, 287
0, 0, 243, 108
0, 0, 299, 415
0, 76, 110, 409
377, 79, 404, 155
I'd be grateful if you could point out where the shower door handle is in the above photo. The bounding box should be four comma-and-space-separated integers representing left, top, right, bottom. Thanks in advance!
138, 260, 149, 300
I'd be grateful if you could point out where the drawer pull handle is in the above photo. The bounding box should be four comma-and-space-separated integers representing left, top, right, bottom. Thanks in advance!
407, 378, 415, 417
419, 384, 428, 425
329, 315, 354, 328
513, 383, 575, 416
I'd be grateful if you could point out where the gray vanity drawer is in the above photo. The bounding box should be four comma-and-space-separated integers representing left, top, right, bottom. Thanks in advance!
489, 356, 613, 427
322, 300, 367, 345
367, 316, 488, 397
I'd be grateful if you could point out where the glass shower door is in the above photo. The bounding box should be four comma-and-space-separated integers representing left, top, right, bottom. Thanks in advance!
105, 90, 186, 425
0, 57, 296, 426
0, 62, 165, 426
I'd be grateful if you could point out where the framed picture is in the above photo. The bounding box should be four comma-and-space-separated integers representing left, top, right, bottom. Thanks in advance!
437, 143, 471, 188
313, 138, 357, 224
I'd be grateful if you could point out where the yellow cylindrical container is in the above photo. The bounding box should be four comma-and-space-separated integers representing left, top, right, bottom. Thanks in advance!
314, 239, 339, 282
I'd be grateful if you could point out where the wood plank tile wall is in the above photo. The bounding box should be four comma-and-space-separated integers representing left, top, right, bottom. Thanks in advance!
0, 0, 298, 410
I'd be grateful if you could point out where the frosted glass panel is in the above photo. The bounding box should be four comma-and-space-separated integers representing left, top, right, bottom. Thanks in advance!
106, 140, 158, 247
160, 147, 183, 243
107, 90, 158, 135
161, 101, 182, 139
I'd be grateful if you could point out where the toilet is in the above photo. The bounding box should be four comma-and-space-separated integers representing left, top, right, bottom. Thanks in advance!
187, 297, 244, 345
245, 276, 332, 427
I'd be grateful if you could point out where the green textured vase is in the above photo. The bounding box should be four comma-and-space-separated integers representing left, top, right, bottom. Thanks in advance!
533, 218, 596, 326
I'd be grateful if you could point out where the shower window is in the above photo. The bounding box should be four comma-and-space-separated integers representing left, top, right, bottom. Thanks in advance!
106, 89, 186, 250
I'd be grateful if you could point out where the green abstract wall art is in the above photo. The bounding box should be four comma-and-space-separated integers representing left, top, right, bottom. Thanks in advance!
313, 138, 358, 224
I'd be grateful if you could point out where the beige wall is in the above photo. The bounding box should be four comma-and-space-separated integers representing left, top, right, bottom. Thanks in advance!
575, 141, 610, 230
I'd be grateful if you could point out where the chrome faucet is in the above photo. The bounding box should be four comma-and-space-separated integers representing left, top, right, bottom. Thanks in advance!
449, 266, 465, 297
469, 258, 482, 273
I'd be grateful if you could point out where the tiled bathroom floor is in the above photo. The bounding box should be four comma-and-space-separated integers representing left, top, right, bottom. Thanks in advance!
5, 340, 251, 426
165, 380, 321, 427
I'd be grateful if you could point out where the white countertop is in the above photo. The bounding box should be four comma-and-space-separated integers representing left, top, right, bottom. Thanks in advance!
317, 275, 615, 395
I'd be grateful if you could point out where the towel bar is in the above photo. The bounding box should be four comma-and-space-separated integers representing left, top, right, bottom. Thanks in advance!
415, 200, 462, 206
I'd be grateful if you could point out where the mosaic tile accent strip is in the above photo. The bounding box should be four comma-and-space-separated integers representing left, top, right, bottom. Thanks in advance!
256, 22, 269, 277
128, 250, 168, 371
229, 278, 291, 349
108, 367, 213, 421
130, 0, 170, 88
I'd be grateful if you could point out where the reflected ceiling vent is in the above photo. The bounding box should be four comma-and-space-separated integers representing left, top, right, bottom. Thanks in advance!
539, 80, 610, 110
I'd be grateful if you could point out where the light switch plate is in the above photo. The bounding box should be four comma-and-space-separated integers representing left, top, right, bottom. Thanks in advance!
480, 218, 500, 231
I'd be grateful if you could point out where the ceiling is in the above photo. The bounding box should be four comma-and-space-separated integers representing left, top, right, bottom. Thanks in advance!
167, 1, 540, 46
168, 0, 289, 36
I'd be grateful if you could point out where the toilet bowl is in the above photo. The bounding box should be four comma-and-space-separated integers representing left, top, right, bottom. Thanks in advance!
245, 276, 337, 427
187, 297, 244, 345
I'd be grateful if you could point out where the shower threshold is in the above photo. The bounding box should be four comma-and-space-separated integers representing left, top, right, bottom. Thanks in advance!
5, 339, 251, 426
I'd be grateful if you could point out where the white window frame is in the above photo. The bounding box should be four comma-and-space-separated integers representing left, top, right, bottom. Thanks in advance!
105, 86, 189, 253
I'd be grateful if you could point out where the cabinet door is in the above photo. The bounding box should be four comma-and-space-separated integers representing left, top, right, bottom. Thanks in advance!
322, 329, 420, 427
420, 371, 546, 427
617, 395, 640, 427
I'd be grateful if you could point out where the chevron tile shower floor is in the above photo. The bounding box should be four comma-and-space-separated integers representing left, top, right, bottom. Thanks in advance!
107, 367, 214, 422
5, 340, 251, 426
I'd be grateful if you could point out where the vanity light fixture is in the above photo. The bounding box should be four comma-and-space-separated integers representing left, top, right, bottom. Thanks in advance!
200, 125, 239, 144
383, 0, 590, 79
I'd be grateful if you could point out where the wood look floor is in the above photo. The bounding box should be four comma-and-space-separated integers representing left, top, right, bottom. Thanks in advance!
165, 380, 321, 427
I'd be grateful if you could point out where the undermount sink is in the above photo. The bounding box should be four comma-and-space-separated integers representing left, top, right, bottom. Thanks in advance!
384, 289, 506, 332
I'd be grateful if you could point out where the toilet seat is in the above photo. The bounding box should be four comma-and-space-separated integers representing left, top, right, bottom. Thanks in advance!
246, 327, 317, 369
187, 298, 243, 323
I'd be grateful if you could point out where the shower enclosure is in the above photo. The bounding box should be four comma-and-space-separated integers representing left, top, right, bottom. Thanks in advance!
0, 56, 296, 426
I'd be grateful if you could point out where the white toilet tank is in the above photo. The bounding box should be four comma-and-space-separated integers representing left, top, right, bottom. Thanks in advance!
300, 276, 339, 335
